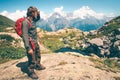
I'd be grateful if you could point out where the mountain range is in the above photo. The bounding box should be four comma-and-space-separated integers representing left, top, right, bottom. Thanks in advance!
0, 6, 114, 32
37, 6, 113, 31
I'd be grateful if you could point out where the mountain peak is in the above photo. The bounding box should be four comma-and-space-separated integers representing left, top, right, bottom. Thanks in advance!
51, 12, 63, 18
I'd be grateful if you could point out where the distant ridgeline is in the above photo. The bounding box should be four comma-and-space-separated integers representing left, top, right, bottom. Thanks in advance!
0, 14, 113, 32
36, 12, 112, 32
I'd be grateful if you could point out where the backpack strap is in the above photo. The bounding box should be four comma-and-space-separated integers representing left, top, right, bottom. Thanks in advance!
25, 18, 32, 28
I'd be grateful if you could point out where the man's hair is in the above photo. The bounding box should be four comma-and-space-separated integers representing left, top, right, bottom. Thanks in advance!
27, 6, 38, 17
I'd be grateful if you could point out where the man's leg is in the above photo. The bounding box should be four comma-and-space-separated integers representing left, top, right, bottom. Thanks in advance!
27, 52, 38, 79
35, 42, 45, 70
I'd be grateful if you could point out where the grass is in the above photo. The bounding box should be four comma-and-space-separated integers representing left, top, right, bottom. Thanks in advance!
58, 60, 68, 66
0, 46, 26, 64
98, 16, 120, 36
40, 34, 64, 52
114, 77, 120, 80
0, 15, 14, 32
89, 57, 120, 73
0, 34, 26, 64
0, 58, 10, 64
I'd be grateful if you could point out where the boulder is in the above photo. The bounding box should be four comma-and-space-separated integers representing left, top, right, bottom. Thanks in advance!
84, 43, 102, 57
88, 38, 103, 46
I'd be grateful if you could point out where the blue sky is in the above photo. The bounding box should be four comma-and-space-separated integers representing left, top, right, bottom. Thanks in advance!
0, 0, 120, 15
0, 0, 120, 21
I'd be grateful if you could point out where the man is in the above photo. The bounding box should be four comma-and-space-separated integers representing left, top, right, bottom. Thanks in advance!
22, 6, 45, 79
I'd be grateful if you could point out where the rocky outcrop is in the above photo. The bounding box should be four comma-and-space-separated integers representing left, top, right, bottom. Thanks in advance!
84, 28, 120, 58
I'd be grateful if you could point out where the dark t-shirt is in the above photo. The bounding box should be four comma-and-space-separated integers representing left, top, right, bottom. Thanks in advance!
22, 19, 38, 51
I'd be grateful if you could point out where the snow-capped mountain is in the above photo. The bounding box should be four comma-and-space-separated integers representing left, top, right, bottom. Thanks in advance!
47, 12, 69, 31
0, 6, 114, 31
37, 12, 70, 31
37, 6, 113, 31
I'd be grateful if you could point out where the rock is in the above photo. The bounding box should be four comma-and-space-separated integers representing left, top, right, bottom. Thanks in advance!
116, 35, 120, 40
84, 43, 101, 57
106, 39, 120, 57
88, 38, 103, 46
113, 28, 120, 35
0, 53, 120, 80
114, 40, 120, 48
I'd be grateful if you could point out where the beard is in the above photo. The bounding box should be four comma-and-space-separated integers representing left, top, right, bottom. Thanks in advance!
33, 14, 40, 22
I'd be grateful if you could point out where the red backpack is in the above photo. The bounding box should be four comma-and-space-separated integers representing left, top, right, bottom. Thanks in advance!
15, 17, 35, 50
15, 17, 31, 37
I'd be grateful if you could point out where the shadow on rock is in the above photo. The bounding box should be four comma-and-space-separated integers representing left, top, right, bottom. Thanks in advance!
16, 61, 29, 75
55, 47, 87, 55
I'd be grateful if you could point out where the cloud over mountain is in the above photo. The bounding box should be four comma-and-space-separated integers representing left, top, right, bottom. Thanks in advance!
53, 6, 67, 17
0, 10, 26, 21
73, 6, 105, 20
0, 6, 114, 31
0, 6, 114, 21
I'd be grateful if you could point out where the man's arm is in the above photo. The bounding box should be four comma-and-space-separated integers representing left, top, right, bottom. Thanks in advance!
22, 20, 32, 51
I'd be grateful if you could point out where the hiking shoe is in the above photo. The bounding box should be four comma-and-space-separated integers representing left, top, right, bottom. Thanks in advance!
28, 72, 38, 79
35, 64, 46, 70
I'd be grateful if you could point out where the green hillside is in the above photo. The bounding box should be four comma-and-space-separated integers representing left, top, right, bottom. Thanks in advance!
0, 15, 26, 63
0, 15, 15, 32
0, 34, 25, 63
98, 16, 120, 35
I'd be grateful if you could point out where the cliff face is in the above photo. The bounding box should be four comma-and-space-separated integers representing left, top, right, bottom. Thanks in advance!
0, 53, 120, 80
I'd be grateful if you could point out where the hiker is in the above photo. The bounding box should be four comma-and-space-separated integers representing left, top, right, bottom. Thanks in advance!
22, 6, 45, 79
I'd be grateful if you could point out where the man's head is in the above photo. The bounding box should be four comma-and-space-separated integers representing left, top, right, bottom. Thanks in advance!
27, 6, 40, 22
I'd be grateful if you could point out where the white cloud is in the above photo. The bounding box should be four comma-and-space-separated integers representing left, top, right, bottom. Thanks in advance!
54, 6, 63, 12
0, 6, 115, 21
40, 11, 49, 20
53, 6, 67, 17
72, 6, 106, 20
0, 10, 49, 21
0, 10, 26, 21
107, 13, 115, 17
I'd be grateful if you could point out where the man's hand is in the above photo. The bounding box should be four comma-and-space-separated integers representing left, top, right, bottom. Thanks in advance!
28, 49, 34, 54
